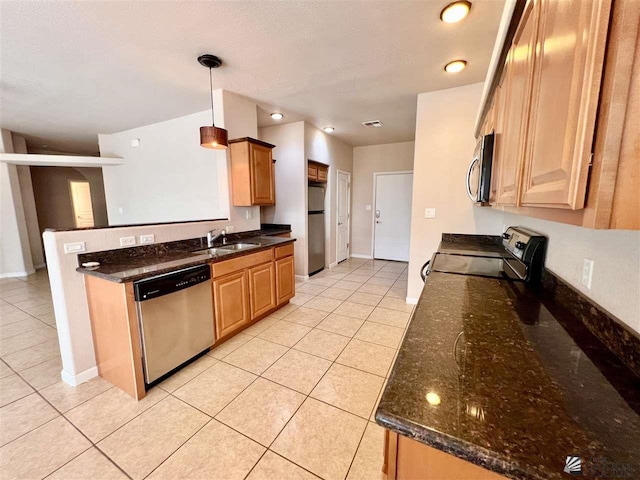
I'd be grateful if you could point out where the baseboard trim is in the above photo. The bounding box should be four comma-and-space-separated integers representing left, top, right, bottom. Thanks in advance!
329, 261, 338, 268
350, 254, 373, 259
0, 269, 36, 278
33, 263, 46, 270
295, 274, 310, 282
405, 297, 419, 305
61, 366, 99, 386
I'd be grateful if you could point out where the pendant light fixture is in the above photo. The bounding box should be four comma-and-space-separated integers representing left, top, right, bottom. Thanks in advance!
198, 54, 228, 150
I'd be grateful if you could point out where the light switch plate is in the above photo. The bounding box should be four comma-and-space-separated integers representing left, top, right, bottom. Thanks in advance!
64, 242, 86, 254
139, 234, 155, 244
581, 259, 594, 289
120, 236, 136, 247
424, 208, 436, 219
226, 225, 235, 233
365, 204, 372, 211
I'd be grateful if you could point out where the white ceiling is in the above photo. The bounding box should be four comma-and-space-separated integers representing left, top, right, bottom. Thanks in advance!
0, 0, 504, 154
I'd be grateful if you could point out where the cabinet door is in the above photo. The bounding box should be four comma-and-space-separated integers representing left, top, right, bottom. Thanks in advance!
520, 0, 611, 208
213, 271, 249, 339
489, 76, 504, 204
308, 163, 318, 182
495, 0, 539, 206
275, 256, 295, 305
250, 143, 275, 205
248, 262, 276, 320
317, 165, 328, 183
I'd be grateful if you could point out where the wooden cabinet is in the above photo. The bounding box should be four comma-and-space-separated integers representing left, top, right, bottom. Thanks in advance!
213, 270, 250, 338
275, 256, 295, 305
520, 0, 611, 209
248, 262, 276, 319
229, 138, 276, 206
308, 160, 328, 183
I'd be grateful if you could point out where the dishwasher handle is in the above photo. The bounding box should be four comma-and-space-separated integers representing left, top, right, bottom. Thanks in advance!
134, 264, 211, 302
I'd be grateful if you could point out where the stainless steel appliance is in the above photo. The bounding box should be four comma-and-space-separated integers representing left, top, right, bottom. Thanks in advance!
466, 133, 494, 203
425, 226, 547, 284
134, 265, 214, 385
308, 185, 325, 275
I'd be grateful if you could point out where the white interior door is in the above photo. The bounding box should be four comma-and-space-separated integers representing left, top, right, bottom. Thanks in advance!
374, 173, 413, 261
69, 180, 95, 228
337, 171, 350, 263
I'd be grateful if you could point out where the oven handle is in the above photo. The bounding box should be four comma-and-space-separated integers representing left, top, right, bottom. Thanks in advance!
466, 156, 479, 202
420, 260, 430, 283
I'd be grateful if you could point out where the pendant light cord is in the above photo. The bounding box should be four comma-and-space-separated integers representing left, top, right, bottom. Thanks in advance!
209, 67, 215, 126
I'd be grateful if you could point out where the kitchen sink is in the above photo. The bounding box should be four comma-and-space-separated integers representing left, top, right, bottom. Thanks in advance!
219, 243, 260, 251
191, 247, 235, 256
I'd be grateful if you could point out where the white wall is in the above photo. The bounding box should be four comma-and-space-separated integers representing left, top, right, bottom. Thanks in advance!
259, 122, 307, 276
305, 123, 353, 268
352, 142, 415, 258
407, 83, 504, 300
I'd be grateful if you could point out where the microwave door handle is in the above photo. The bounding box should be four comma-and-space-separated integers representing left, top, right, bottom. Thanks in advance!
466, 156, 479, 202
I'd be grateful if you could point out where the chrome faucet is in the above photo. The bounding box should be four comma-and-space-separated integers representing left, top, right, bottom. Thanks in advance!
207, 229, 226, 248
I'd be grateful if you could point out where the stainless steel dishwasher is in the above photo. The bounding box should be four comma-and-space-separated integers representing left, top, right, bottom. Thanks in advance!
134, 264, 214, 385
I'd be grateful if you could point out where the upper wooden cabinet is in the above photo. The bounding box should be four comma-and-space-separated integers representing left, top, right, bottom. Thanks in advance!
308, 160, 328, 183
229, 138, 276, 206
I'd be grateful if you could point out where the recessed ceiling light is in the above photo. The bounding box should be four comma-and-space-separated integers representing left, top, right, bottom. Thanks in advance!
323, 127, 335, 133
271, 112, 284, 120
444, 60, 467, 73
440, 1, 471, 23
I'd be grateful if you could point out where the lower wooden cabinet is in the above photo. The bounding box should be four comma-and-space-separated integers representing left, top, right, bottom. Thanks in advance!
275, 256, 295, 305
248, 262, 276, 319
213, 270, 250, 338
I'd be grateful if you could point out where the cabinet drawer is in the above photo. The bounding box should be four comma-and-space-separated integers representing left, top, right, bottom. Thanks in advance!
211, 249, 273, 278
274, 243, 294, 259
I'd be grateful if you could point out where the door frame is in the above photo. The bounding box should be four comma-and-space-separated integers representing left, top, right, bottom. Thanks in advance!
336, 169, 351, 264
68, 179, 94, 229
371, 171, 413, 259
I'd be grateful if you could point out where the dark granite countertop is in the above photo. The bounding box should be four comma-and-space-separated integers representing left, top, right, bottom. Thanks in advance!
376, 241, 640, 479
76, 236, 295, 283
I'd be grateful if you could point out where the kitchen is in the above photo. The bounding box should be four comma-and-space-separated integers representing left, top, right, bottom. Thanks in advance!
0, 0, 639, 479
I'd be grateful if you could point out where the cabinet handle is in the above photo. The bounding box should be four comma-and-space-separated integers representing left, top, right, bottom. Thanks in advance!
465, 156, 480, 202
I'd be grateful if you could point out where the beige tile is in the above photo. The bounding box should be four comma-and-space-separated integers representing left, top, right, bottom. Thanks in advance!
368, 306, 412, 328
2, 338, 60, 371
224, 337, 288, 375
0, 326, 57, 356
303, 296, 343, 313
247, 450, 319, 480
377, 297, 414, 314
11, 297, 52, 310
67, 386, 168, 442
381, 263, 407, 273
216, 378, 305, 446
393, 280, 408, 289
258, 321, 312, 347
373, 270, 400, 280
40, 376, 112, 412
19, 356, 62, 390
98, 396, 209, 480
354, 322, 405, 348
346, 422, 386, 480
0, 359, 12, 379
147, 419, 264, 480
310, 364, 384, 418
290, 292, 315, 306
334, 302, 375, 320
174, 361, 256, 416
158, 355, 217, 392
0, 317, 49, 339
296, 283, 327, 295
0, 416, 90, 480
336, 339, 396, 377
343, 274, 372, 283
47, 447, 128, 480
38, 312, 57, 328
333, 280, 362, 292
0, 310, 33, 327
318, 287, 353, 301
308, 277, 339, 287
20, 303, 54, 318
0, 374, 34, 407
385, 286, 406, 299
347, 292, 382, 306
283, 306, 329, 327
293, 329, 350, 361
357, 283, 390, 295
316, 313, 364, 337
365, 277, 395, 287
0, 393, 58, 447
243, 314, 281, 335
263, 349, 331, 394
269, 303, 299, 319
272, 398, 367, 480
209, 333, 252, 359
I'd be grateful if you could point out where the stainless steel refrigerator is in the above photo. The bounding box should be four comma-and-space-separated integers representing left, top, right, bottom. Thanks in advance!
308, 186, 325, 275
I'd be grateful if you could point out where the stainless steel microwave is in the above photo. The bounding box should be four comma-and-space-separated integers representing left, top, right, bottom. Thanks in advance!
466, 133, 494, 203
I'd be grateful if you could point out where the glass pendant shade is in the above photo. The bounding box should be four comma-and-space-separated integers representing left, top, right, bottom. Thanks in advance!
200, 125, 228, 150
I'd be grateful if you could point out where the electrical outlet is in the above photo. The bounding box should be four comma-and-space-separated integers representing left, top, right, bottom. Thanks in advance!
225, 225, 235, 233
119, 236, 136, 247
139, 234, 155, 244
245, 209, 253, 220
118, 207, 124, 214
64, 242, 86, 254
581, 259, 594, 289
365, 204, 372, 211
424, 208, 436, 219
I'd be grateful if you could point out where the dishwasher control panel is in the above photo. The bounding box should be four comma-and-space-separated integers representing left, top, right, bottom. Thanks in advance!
134, 265, 211, 302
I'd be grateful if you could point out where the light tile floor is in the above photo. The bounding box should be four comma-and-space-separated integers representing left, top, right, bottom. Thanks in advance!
0, 259, 412, 480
